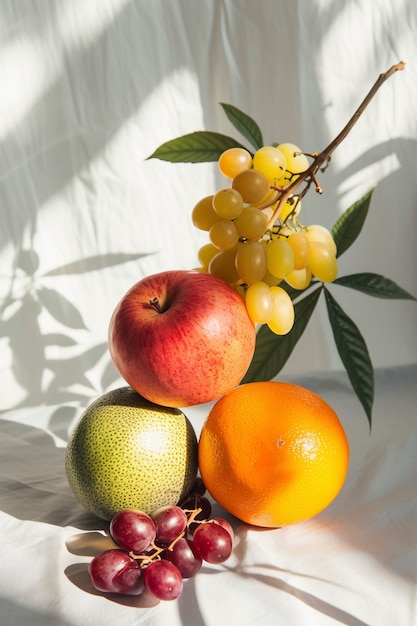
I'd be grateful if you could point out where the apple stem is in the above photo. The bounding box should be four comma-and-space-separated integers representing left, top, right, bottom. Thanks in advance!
149, 297, 163, 313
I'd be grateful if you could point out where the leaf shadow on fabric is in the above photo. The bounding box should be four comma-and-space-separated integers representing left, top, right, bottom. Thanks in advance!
225, 527, 369, 626
230, 565, 369, 626
1, 248, 151, 409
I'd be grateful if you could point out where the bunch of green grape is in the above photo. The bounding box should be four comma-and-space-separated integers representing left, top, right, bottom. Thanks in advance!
192, 144, 338, 335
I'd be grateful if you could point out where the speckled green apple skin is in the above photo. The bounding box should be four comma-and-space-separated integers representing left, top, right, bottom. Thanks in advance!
65, 387, 198, 520
108, 271, 256, 407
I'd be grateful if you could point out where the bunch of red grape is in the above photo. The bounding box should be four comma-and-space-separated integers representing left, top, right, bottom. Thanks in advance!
193, 144, 338, 334
88, 479, 233, 601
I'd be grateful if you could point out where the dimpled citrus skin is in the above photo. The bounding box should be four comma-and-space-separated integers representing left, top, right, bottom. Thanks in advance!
65, 387, 198, 521
198, 381, 349, 528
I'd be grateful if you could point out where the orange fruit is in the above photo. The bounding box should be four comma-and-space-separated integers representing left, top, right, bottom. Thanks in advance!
198, 381, 349, 527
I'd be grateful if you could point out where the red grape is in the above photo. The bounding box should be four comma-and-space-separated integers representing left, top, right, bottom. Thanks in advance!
189, 476, 206, 497
211, 518, 234, 544
181, 495, 212, 533
88, 549, 143, 595
86, 501, 235, 602
110, 509, 156, 554
152, 505, 188, 546
143, 560, 183, 601
193, 522, 232, 564
163, 538, 202, 578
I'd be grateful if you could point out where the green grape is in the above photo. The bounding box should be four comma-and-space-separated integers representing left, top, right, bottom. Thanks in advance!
309, 241, 338, 282
218, 147, 253, 179
198, 243, 219, 269
287, 231, 311, 269
245, 281, 274, 324
266, 238, 295, 278
276, 224, 292, 238
275, 143, 309, 187
279, 197, 302, 222
252, 146, 287, 184
252, 187, 278, 208
235, 241, 267, 285
192, 195, 220, 231
305, 224, 337, 256
234, 282, 247, 300
260, 206, 275, 225
235, 206, 268, 240
232, 169, 270, 204
212, 188, 244, 220
208, 246, 240, 284
261, 267, 283, 287
285, 266, 312, 290
267, 286, 295, 335
209, 219, 239, 250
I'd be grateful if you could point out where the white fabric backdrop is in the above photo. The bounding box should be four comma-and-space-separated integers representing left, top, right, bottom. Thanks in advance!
0, 0, 416, 411
0, 2, 417, 625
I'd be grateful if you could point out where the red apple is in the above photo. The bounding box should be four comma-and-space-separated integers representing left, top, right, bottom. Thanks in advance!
108, 270, 256, 407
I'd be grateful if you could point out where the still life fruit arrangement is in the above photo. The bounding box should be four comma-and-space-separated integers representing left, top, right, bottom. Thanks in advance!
65, 62, 415, 603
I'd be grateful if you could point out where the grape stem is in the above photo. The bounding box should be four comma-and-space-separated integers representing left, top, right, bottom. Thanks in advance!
266, 60, 406, 230
129, 541, 165, 566
182, 506, 204, 527
128, 506, 206, 567
129, 532, 186, 567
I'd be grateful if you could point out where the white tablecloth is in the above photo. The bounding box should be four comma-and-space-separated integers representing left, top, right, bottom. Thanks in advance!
1, 365, 416, 625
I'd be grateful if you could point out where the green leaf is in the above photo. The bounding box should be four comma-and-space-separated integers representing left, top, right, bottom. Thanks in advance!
334, 272, 417, 300
332, 188, 375, 258
220, 103, 263, 151
242, 287, 322, 384
324, 287, 374, 426
278, 281, 305, 301
147, 131, 247, 163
